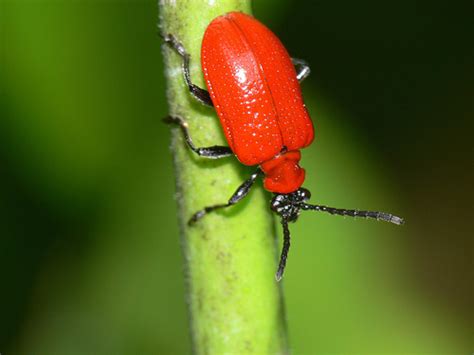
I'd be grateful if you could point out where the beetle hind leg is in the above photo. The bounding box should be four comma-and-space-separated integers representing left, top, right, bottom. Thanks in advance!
163, 115, 233, 159
163, 34, 213, 107
189, 169, 262, 225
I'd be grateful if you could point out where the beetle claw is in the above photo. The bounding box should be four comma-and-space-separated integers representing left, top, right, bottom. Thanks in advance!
162, 115, 184, 126
162, 33, 187, 58
188, 210, 205, 226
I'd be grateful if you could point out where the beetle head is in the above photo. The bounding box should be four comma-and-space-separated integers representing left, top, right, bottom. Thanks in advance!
270, 187, 311, 222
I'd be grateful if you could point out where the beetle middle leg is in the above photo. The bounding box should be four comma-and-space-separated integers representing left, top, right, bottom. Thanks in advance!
189, 169, 262, 225
292, 58, 311, 83
163, 115, 233, 159
163, 34, 213, 106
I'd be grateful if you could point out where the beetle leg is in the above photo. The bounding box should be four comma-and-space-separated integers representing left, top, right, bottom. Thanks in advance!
292, 58, 311, 83
275, 218, 291, 281
163, 34, 214, 107
301, 204, 404, 225
188, 169, 262, 225
163, 115, 233, 159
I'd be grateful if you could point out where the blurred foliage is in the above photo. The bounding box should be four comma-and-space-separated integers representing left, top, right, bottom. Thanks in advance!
0, 0, 471, 354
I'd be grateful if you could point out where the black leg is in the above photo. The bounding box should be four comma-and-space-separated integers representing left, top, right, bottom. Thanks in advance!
275, 218, 291, 281
292, 58, 311, 83
301, 204, 404, 225
164, 115, 233, 159
163, 34, 213, 106
189, 169, 262, 225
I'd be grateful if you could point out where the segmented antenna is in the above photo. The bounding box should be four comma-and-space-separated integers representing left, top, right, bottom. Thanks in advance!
301, 204, 404, 225
275, 218, 291, 281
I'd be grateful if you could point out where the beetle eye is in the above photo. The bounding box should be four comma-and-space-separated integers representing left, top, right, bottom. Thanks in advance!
270, 195, 282, 210
299, 188, 311, 201
271, 194, 292, 214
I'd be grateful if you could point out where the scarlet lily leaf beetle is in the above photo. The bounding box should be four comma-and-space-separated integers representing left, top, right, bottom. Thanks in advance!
163, 12, 404, 281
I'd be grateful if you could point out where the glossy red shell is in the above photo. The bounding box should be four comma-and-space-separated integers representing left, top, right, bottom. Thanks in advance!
201, 12, 314, 167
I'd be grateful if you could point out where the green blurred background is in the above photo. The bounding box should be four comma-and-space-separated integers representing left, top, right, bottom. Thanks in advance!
1, 0, 472, 353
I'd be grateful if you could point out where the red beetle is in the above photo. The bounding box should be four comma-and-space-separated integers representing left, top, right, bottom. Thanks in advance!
164, 12, 403, 281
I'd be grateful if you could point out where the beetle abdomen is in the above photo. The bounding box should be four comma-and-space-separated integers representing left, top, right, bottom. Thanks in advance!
201, 12, 314, 166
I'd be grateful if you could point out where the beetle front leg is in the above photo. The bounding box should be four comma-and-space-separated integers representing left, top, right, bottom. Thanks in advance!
292, 58, 311, 83
189, 169, 262, 225
163, 34, 214, 107
163, 115, 233, 159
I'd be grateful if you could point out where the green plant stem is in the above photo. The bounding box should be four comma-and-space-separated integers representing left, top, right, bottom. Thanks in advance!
159, 1, 288, 354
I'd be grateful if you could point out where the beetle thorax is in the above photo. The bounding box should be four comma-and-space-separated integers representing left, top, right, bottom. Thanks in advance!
260, 150, 305, 194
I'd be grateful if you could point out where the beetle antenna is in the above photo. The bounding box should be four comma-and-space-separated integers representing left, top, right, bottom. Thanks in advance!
275, 218, 291, 281
301, 204, 404, 225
